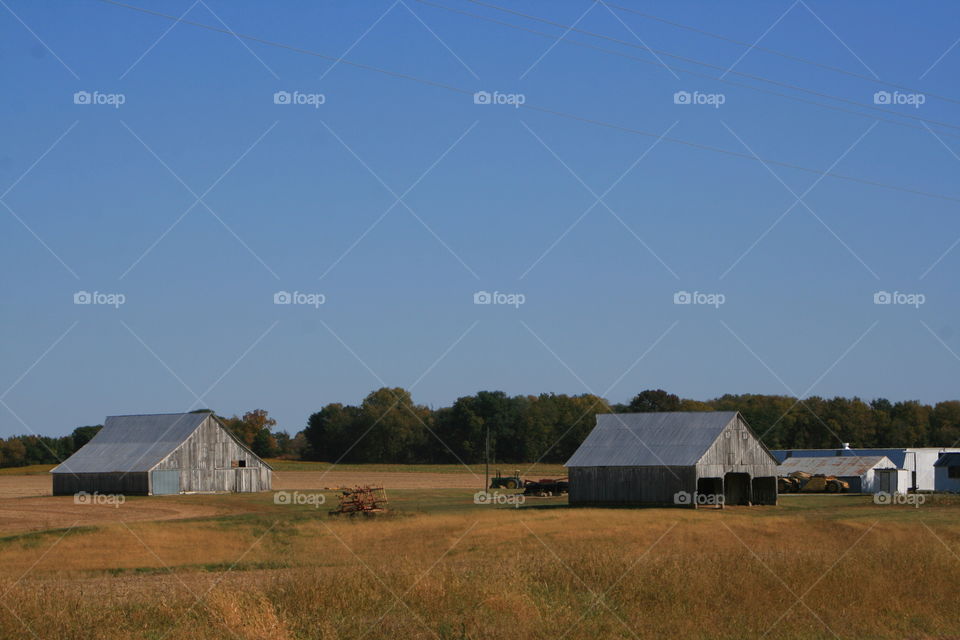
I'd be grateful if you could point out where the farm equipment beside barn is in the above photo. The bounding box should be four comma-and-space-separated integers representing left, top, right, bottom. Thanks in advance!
489, 470, 523, 490
778, 471, 849, 493
488, 470, 569, 496
522, 477, 569, 497
330, 485, 388, 515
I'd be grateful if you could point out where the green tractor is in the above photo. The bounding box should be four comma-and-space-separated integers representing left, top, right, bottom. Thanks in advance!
489, 469, 523, 490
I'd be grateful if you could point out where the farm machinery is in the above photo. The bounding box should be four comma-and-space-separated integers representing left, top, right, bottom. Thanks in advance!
522, 477, 569, 497
330, 485, 388, 515
778, 471, 849, 493
488, 469, 568, 496
489, 470, 523, 490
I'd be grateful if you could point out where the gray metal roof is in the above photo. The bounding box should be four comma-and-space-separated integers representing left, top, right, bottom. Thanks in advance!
565, 411, 739, 467
51, 413, 210, 474
777, 455, 895, 477
934, 452, 960, 467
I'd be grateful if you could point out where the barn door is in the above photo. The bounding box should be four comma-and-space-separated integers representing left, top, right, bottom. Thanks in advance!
235, 468, 259, 492
151, 470, 180, 495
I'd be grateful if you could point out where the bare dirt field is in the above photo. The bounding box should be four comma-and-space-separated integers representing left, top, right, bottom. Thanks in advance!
0, 470, 487, 534
272, 469, 486, 490
0, 469, 489, 501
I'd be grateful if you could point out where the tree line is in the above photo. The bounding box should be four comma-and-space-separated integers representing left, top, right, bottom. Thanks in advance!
301, 388, 960, 464
2, 389, 959, 468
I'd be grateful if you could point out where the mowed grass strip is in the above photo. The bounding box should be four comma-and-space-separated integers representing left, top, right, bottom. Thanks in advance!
0, 492, 958, 639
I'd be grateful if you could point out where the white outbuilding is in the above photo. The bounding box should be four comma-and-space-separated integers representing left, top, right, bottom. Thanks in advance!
934, 453, 960, 493
776, 455, 904, 493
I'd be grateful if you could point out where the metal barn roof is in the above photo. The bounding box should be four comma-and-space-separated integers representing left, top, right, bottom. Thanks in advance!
777, 455, 895, 477
934, 453, 960, 467
51, 413, 210, 474
565, 411, 739, 467
771, 448, 910, 467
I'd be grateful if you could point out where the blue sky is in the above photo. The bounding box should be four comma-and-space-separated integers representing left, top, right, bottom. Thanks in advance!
2, 0, 959, 437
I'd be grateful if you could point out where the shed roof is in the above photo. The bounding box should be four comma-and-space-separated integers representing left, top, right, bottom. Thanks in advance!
51, 413, 210, 474
777, 455, 895, 477
565, 411, 739, 467
934, 452, 960, 467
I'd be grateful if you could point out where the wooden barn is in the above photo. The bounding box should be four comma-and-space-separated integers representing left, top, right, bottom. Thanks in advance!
565, 411, 778, 507
51, 412, 272, 495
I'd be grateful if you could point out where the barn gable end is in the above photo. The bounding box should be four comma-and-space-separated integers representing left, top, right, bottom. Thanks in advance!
51, 413, 272, 495
153, 415, 272, 493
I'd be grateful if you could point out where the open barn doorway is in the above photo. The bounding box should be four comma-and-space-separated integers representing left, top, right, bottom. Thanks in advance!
751, 476, 777, 505
696, 477, 724, 508
724, 472, 751, 505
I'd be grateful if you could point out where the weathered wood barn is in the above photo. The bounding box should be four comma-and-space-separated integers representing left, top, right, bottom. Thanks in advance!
51, 412, 272, 495
565, 411, 778, 506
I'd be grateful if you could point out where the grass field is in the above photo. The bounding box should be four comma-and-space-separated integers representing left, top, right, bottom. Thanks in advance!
0, 474, 957, 639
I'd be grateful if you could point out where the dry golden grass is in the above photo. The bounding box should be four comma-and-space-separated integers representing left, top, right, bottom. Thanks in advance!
0, 492, 956, 639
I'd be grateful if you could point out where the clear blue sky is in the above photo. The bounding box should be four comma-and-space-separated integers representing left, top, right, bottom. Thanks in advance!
2, 0, 959, 437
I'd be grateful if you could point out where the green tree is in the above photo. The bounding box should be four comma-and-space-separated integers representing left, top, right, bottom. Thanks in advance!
628, 389, 680, 413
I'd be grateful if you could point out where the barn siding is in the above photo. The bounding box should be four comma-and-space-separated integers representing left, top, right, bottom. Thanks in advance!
568, 466, 695, 505
52, 472, 150, 496
568, 413, 779, 506
152, 416, 271, 493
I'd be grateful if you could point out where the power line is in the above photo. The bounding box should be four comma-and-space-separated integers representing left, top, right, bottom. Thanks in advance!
604, 1, 960, 106
96, 0, 960, 204
454, 0, 960, 133
415, 0, 960, 143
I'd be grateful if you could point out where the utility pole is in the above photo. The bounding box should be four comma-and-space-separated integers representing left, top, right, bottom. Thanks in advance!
484, 426, 489, 492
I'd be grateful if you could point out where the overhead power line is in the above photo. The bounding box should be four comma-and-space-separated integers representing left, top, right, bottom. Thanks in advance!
96, 0, 960, 204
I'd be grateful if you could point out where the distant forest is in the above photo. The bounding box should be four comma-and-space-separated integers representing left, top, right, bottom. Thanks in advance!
3, 389, 959, 469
